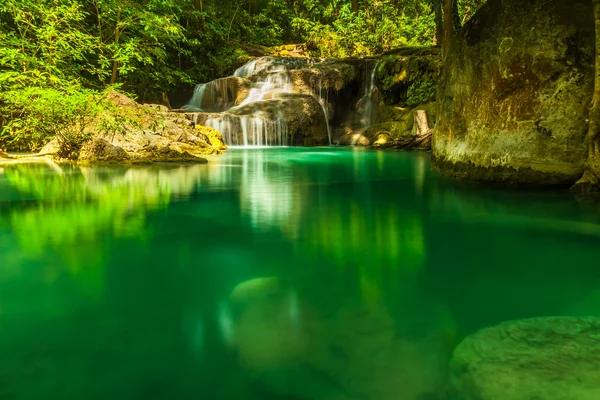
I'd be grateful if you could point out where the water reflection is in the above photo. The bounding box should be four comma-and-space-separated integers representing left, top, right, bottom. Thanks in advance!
1, 149, 600, 400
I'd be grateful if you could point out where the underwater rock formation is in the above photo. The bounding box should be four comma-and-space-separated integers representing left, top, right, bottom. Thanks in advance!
433, 0, 595, 184
450, 317, 600, 400
229, 277, 451, 400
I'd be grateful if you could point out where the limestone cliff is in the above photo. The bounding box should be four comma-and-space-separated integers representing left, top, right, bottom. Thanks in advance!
433, 0, 595, 184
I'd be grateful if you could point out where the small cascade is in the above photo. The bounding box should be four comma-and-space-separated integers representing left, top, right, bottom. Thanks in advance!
357, 61, 380, 128
237, 70, 294, 107
185, 77, 240, 112
201, 114, 290, 147
234, 57, 285, 77
315, 77, 333, 145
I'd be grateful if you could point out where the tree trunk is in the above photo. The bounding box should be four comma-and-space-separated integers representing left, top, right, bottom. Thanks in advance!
452, 0, 461, 32
433, 0, 443, 46
351, 0, 359, 12
412, 110, 432, 137
442, 0, 461, 57
110, 9, 121, 85
572, 0, 600, 193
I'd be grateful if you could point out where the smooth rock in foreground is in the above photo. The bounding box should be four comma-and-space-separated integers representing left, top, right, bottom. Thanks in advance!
450, 317, 600, 400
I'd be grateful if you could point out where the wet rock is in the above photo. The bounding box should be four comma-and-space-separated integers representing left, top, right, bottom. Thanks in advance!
433, 0, 594, 184
364, 103, 435, 151
338, 133, 364, 146
450, 317, 600, 400
356, 135, 371, 147
185, 77, 252, 112
195, 125, 227, 152
373, 133, 393, 148
190, 94, 330, 146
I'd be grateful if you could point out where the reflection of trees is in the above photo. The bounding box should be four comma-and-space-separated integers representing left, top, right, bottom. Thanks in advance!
3, 163, 216, 253
0, 163, 213, 305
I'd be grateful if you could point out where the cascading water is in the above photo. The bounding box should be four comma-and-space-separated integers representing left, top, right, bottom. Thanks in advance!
358, 61, 380, 129
185, 78, 239, 112
184, 56, 350, 147
315, 77, 333, 145
202, 114, 290, 147
238, 70, 294, 106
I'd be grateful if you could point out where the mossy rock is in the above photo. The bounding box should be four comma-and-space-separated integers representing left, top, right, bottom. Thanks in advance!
375, 53, 440, 107
372, 133, 393, 148
432, 0, 594, 184
366, 103, 436, 142
195, 125, 227, 152
450, 317, 600, 400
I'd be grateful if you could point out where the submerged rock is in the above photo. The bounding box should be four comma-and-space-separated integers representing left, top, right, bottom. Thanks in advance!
450, 317, 600, 400
433, 0, 594, 184
229, 277, 452, 400
43, 91, 225, 163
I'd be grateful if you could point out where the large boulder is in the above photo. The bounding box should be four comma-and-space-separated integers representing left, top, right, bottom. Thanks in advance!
43, 91, 225, 162
433, 0, 595, 184
450, 317, 600, 400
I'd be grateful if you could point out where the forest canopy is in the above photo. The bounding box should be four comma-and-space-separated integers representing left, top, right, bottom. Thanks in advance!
0, 0, 485, 151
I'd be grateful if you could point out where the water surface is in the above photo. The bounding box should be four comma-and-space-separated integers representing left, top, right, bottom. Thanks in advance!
1, 148, 599, 400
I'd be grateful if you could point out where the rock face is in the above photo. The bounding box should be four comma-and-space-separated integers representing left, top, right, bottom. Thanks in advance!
450, 317, 600, 400
433, 0, 595, 184
43, 91, 225, 162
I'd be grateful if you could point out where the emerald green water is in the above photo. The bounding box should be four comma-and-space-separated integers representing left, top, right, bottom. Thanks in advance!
1, 148, 599, 400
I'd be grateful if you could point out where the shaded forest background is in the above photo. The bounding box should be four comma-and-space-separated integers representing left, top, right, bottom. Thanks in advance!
0, 0, 484, 151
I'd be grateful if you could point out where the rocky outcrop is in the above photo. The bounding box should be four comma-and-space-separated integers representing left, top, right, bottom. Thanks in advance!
433, 0, 595, 184
342, 47, 440, 149
450, 317, 600, 400
179, 50, 445, 148
43, 91, 226, 163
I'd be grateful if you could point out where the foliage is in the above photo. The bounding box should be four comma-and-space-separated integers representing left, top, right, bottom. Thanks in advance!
0, 0, 485, 151
1, 86, 103, 156
294, 1, 436, 58
406, 71, 437, 107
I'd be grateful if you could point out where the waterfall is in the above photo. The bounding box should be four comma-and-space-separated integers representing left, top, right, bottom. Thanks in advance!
203, 114, 289, 147
358, 61, 379, 128
185, 56, 343, 147
234, 57, 285, 78
315, 77, 333, 145
236, 70, 294, 107
184, 77, 240, 112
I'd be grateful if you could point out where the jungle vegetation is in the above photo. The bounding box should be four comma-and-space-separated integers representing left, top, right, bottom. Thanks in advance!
0, 0, 484, 151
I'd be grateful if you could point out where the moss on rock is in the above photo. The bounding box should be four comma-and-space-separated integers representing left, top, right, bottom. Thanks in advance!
433, 0, 594, 184
43, 91, 226, 163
